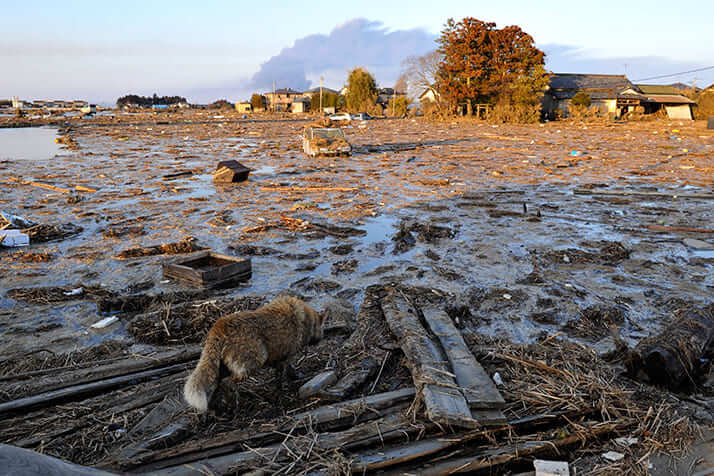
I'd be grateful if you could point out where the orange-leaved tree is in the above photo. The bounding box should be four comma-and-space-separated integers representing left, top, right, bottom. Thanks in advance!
436, 18, 547, 114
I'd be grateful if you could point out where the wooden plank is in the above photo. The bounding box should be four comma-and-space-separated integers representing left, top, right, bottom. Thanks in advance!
0, 363, 191, 415
319, 357, 378, 401
0, 444, 116, 476
646, 224, 714, 234
382, 422, 626, 476
352, 437, 452, 472
3, 347, 200, 398
162, 251, 251, 288
421, 307, 505, 409
381, 291, 478, 428
7, 177, 72, 193
140, 408, 592, 475
574, 189, 714, 200
123, 388, 416, 472
14, 379, 178, 449
470, 408, 507, 426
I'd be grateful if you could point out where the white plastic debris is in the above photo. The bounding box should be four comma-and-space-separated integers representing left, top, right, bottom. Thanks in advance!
602, 451, 625, 462
91, 316, 119, 329
502, 293, 512, 300
492, 372, 503, 386
562, 254, 570, 263
1, 211, 36, 229
63, 287, 84, 296
615, 437, 638, 447
0, 230, 30, 247
534, 459, 569, 476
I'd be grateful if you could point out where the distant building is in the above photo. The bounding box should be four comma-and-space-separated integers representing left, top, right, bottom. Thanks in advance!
80, 104, 97, 114
418, 89, 439, 103
630, 84, 695, 120
542, 73, 645, 118
376, 87, 406, 111
152, 104, 169, 110
302, 87, 339, 99
235, 102, 252, 113
291, 97, 310, 114
264, 88, 302, 112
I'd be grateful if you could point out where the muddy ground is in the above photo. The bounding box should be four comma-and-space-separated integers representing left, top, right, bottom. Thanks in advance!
0, 112, 713, 474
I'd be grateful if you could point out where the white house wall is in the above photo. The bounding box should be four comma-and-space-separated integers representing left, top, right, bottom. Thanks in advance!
665, 105, 693, 120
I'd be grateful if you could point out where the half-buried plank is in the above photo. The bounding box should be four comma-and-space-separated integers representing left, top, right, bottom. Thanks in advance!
381, 290, 479, 429
422, 307, 505, 409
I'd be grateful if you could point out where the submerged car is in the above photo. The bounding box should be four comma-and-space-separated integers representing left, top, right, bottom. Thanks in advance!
303, 127, 352, 157
328, 113, 351, 122
351, 112, 373, 120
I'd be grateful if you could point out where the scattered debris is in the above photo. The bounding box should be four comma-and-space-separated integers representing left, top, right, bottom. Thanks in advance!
683, 238, 714, 250
298, 370, 338, 399
0, 229, 29, 247
534, 459, 570, 476
91, 316, 119, 329
162, 250, 251, 288
602, 450, 625, 462
213, 160, 251, 183
116, 236, 203, 259
627, 304, 714, 388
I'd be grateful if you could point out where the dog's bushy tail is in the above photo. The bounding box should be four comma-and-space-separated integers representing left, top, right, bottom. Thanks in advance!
184, 343, 221, 412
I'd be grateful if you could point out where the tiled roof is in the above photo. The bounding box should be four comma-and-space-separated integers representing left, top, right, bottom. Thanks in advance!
636, 84, 680, 95
645, 94, 695, 104
273, 88, 302, 94
550, 73, 632, 90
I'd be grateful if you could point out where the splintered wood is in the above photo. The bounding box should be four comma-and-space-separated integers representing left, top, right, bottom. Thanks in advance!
381, 290, 504, 428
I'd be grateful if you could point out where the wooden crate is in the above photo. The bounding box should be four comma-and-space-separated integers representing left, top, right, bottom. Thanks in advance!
162, 251, 251, 288
213, 160, 251, 183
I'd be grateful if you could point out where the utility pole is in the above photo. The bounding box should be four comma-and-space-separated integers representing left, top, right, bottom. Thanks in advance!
272, 80, 276, 113
320, 76, 323, 115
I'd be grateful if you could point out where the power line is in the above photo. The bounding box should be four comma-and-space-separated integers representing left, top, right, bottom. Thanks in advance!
634, 65, 714, 82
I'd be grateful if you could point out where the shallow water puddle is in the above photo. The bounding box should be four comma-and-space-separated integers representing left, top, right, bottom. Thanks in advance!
0, 126, 62, 160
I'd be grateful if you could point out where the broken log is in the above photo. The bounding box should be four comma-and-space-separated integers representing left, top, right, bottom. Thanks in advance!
381, 291, 479, 429
0, 362, 192, 415
0, 444, 117, 476
629, 305, 714, 388
421, 307, 505, 409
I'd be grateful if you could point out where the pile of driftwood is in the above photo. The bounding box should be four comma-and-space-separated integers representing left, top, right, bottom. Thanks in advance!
0, 287, 710, 475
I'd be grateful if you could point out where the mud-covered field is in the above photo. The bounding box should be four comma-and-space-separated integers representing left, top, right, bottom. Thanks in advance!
1, 113, 712, 353
1, 112, 713, 474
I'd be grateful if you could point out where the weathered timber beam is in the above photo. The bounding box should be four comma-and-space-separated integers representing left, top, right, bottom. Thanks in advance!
0, 363, 191, 415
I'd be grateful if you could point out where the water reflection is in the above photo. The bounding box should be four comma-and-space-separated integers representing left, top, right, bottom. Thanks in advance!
0, 127, 62, 160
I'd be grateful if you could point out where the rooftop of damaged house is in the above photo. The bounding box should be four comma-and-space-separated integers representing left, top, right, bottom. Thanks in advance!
1, 5, 714, 476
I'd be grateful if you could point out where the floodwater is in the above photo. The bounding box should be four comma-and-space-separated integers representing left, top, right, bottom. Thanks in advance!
0, 126, 61, 160
0, 118, 712, 355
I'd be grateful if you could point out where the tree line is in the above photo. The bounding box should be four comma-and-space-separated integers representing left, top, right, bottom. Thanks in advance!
116, 93, 187, 107
322, 17, 549, 122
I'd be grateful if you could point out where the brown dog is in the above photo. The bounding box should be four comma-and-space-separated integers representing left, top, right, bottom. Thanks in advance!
184, 296, 326, 412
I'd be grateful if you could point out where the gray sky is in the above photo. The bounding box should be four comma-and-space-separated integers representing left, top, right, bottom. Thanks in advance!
2, 0, 712, 104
